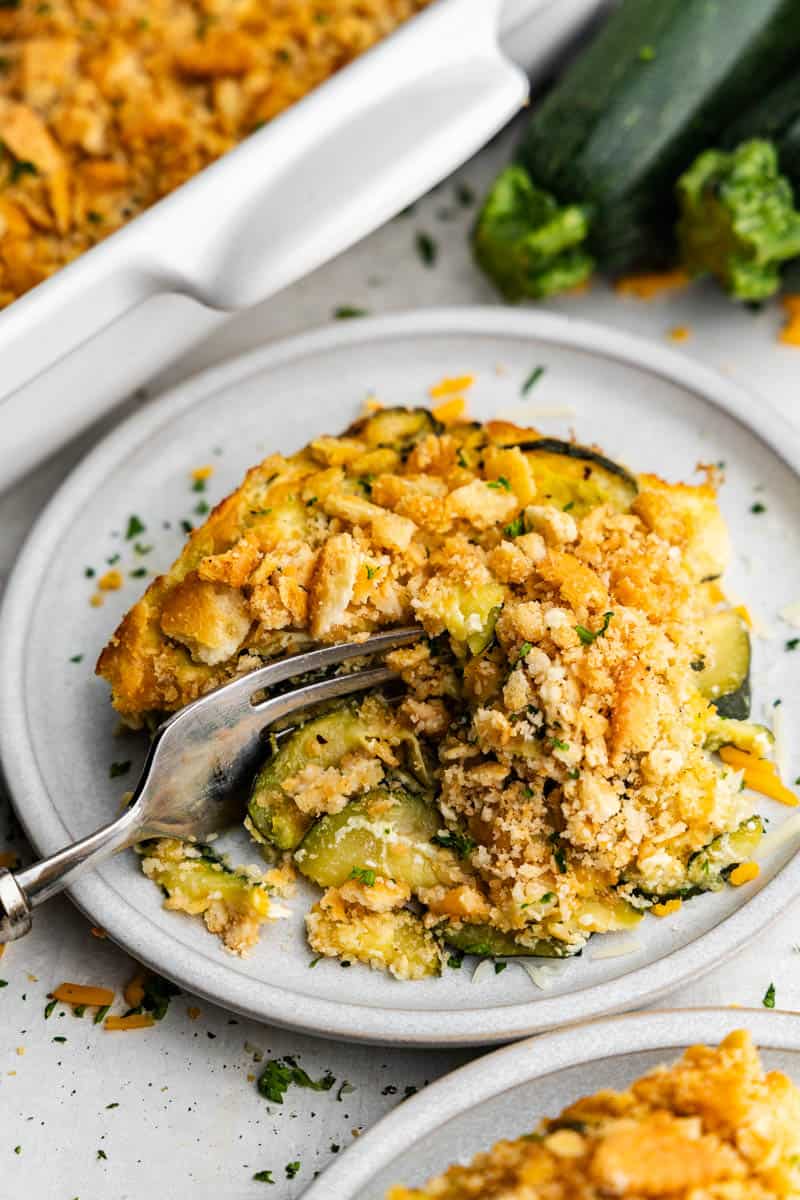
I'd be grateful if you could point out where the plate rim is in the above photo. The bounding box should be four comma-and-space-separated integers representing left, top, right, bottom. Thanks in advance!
301, 1007, 800, 1199
3, 306, 800, 1046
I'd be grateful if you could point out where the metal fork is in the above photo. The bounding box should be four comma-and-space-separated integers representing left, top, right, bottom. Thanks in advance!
0, 626, 421, 942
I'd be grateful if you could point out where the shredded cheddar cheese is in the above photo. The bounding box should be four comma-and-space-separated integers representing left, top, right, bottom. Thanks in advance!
669, 324, 691, 342
51, 982, 115, 1007
104, 1013, 155, 1031
780, 295, 800, 347
431, 396, 466, 425
728, 861, 759, 886
428, 375, 475, 398
650, 898, 682, 917
98, 569, 123, 591
719, 746, 799, 807
614, 269, 689, 300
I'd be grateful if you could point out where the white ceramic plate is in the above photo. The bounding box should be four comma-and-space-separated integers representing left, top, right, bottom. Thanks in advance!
302, 1009, 800, 1199
3, 309, 800, 1046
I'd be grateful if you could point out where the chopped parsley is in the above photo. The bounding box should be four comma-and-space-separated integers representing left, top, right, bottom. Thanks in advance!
97, 1149, 107, 1161
129, 567, 147, 578
540, 892, 555, 904
517, 641, 532, 660
69, 654, 83, 664
456, 182, 475, 207
257, 1058, 335, 1104
285, 1162, 301, 1179
575, 611, 614, 645
447, 949, 464, 969
52, 1036, 67, 1043
763, 982, 776, 1008
133, 542, 152, 555
252, 1170, 274, 1184
503, 514, 525, 538
333, 305, 368, 319
486, 476, 511, 491
750, 502, 766, 514
109, 761, 131, 779
431, 829, 476, 859
9, 158, 37, 184
786, 639, 800, 651
415, 231, 438, 266
125, 515, 145, 540
180, 519, 194, 534
44, 999, 56, 1019
349, 866, 376, 886
494, 961, 507, 975
550, 738, 569, 752
521, 365, 546, 395
191, 478, 206, 493
0, 980, 7, 988
308, 955, 323, 969
13, 1145, 21, 1154
690, 657, 705, 671
84, 567, 95, 578
336, 1080, 355, 1101
638, 43, 656, 60
194, 500, 209, 515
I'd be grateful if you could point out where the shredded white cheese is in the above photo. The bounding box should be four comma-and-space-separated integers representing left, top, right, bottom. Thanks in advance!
590, 935, 642, 961
773, 705, 789, 783
518, 960, 562, 991
780, 601, 800, 629
471, 959, 496, 985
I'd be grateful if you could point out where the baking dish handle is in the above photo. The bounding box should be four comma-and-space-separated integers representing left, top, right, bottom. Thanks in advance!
165, 0, 529, 311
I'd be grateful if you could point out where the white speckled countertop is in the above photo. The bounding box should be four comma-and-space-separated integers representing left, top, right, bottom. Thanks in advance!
2, 122, 800, 1200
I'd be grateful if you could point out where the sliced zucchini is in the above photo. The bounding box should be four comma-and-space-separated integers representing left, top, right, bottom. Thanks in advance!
627, 817, 764, 901
422, 581, 505, 656
510, 439, 638, 516
348, 407, 441, 451
694, 609, 751, 720
306, 904, 442, 980
441, 922, 576, 959
575, 896, 643, 933
705, 715, 774, 757
247, 700, 417, 852
141, 840, 271, 920
294, 787, 467, 891
686, 817, 764, 893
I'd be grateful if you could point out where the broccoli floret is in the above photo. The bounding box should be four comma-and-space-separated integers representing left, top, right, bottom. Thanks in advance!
472, 165, 594, 301
677, 139, 800, 301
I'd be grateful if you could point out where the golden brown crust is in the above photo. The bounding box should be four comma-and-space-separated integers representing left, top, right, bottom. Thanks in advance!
387, 1031, 800, 1199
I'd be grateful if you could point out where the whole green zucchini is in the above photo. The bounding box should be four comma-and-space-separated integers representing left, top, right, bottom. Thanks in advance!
474, 0, 800, 299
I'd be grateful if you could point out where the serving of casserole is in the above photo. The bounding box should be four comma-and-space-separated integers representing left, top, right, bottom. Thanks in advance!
96, 402, 784, 978
387, 1030, 800, 1199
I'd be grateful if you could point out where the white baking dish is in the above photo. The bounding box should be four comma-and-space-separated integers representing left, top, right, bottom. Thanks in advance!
0, 0, 604, 492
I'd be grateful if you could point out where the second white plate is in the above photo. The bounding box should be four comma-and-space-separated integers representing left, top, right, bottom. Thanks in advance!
3, 309, 800, 1045
302, 1009, 800, 1199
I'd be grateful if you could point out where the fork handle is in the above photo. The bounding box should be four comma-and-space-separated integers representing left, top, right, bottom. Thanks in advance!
0, 808, 140, 942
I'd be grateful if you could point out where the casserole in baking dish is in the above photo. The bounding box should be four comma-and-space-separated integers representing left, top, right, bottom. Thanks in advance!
0, 0, 608, 494
0, 0, 431, 307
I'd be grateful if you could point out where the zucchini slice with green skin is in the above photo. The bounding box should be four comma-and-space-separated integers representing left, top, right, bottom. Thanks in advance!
627, 816, 764, 902
247, 700, 420, 852
509, 439, 638, 515
695, 609, 751, 720
441, 923, 576, 959
704, 715, 774, 758
294, 787, 467, 891
347, 407, 442, 451
686, 816, 764, 894
141, 841, 271, 918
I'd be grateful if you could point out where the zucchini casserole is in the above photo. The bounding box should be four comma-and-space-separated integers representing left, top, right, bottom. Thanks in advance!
0, 0, 429, 306
98, 406, 778, 978
387, 1030, 800, 1199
